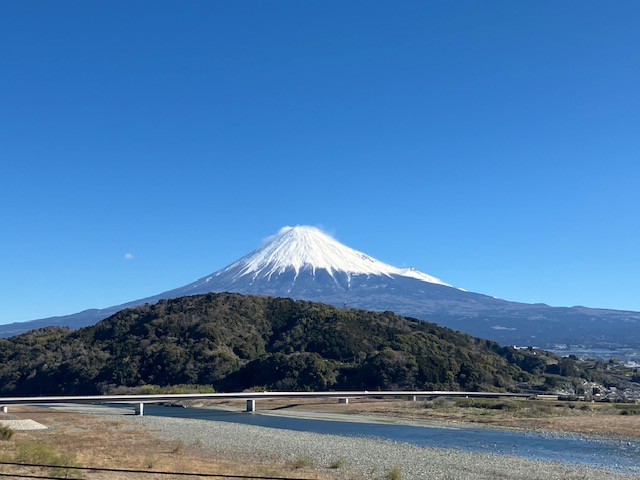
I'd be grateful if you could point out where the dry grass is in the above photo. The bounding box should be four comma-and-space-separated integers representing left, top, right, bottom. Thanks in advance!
0, 406, 339, 480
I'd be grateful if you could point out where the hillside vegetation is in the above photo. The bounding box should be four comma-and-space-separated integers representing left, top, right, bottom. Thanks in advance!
0, 293, 613, 395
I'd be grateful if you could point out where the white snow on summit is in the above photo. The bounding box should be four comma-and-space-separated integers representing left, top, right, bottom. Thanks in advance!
218, 225, 452, 286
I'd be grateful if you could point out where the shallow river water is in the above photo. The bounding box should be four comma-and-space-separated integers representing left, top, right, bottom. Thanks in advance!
144, 405, 640, 474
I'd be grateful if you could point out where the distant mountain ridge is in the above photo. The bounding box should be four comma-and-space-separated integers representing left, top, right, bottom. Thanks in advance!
2, 226, 639, 350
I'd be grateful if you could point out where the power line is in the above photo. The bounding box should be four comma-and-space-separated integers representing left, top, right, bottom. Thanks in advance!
0, 473, 80, 480
0, 461, 316, 480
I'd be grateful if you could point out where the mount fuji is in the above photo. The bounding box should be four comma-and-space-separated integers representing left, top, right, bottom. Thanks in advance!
2, 226, 640, 351
172, 225, 455, 298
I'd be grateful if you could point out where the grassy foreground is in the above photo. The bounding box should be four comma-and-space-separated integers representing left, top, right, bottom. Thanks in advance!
0, 407, 350, 480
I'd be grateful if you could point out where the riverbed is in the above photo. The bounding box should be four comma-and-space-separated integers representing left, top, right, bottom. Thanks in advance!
139, 404, 640, 477
47, 403, 640, 479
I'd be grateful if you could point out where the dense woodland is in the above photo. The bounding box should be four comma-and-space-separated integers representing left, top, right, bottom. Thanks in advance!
0, 293, 618, 396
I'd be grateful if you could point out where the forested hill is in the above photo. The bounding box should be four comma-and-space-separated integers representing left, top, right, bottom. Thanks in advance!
0, 293, 601, 396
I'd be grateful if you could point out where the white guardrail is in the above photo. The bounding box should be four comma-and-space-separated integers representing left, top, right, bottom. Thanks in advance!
0, 390, 533, 415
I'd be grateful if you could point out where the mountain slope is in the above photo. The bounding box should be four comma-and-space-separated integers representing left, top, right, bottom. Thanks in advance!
0, 292, 595, 396
2, 226, 639, 350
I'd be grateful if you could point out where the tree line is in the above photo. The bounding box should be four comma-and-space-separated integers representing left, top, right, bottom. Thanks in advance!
0, 292, 613, 395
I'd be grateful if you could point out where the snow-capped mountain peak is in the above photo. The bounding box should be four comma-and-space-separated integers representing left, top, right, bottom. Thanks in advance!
217, 225, 451, 286
3, 225, 638, 352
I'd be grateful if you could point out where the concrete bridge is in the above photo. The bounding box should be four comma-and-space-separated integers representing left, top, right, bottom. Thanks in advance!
0, 390, 533, 416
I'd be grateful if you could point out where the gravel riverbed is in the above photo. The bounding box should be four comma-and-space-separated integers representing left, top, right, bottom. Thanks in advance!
127, 414, 640, 480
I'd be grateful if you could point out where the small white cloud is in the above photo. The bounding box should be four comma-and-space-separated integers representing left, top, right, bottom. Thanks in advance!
124, 252, 134, 260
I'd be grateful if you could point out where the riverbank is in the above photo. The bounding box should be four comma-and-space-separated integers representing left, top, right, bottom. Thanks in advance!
134, 412, 640, 480
194, 396, 640, 440
3, 404, 639, 479
1, 406, 331, 480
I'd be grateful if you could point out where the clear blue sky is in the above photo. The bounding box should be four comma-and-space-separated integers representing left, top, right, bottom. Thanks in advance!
2, 1, 639, 325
